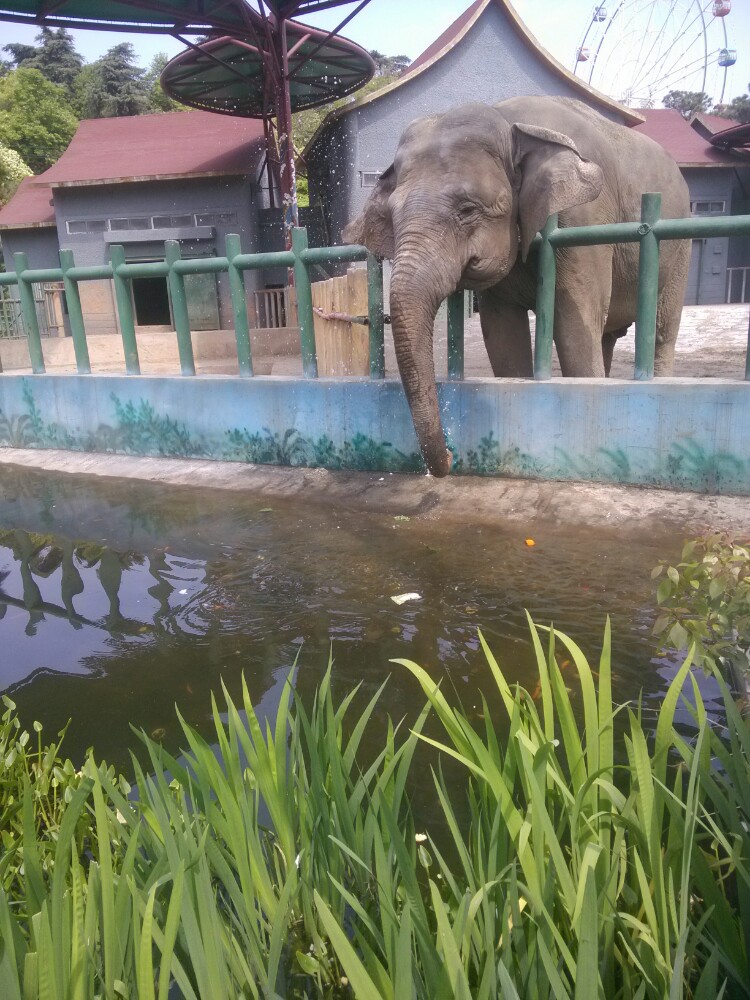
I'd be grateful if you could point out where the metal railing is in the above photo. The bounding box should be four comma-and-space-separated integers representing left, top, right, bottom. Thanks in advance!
0, 282, 61, 340
253, 287, 292, 328
0, 197, 748, 382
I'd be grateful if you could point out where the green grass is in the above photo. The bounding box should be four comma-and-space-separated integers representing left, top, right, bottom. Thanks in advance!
0, 619, 748, 998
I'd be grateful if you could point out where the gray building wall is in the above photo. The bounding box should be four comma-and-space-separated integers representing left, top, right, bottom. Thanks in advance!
683, 168, 737, 306
727, 171, 750, 302
308, 2, 632, 242
0, 227, 61, 269
52, 175, 260, 329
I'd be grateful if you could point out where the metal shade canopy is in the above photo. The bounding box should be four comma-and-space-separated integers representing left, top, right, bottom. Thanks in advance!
161, 26, 374, 116
0, 0, 256, 35
0, 0, 376, 250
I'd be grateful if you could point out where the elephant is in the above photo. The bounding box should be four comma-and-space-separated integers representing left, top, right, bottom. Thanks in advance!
343, 96, 691, 478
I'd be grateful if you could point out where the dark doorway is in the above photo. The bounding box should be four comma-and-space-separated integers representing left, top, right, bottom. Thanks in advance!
132, 276, 171, 326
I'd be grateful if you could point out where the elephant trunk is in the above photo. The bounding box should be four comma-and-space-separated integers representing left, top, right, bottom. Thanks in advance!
389, 247, 460, 477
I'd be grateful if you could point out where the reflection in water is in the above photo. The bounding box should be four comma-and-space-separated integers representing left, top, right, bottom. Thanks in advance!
0, 466, 721, 772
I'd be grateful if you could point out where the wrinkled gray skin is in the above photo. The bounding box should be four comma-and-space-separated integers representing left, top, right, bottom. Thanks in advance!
343, 96, 691, 477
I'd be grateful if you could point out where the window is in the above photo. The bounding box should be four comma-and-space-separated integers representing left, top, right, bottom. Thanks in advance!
195, 211, 238, 227
360, 171, 381, 188
66, 219, 108, 234
109, 217, 152, 231
152, 214, 194, 228
691, 200, 726, 216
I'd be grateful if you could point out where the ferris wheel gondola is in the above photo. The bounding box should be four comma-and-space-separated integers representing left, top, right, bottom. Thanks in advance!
573, 1, 736, 108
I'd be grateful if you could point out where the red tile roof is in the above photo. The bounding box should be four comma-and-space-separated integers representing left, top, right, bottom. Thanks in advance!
0, 177, 56, 230
632, 109, 737, 166
41, 110, 266, 187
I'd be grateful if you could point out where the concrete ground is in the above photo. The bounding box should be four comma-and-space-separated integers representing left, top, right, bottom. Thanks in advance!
1, 448, 749, 537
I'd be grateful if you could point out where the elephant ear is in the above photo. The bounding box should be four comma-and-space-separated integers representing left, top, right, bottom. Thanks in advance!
511, 122, 604, 262
342, 164, 396, 258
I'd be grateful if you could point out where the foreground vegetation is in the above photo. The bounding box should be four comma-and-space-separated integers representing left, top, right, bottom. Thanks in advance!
0, 615, 748, 999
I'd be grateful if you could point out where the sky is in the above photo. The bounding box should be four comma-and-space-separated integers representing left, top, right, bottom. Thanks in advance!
0, 0, 748, 106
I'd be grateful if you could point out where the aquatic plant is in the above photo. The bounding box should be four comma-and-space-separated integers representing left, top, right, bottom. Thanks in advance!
0, 622, 748, 997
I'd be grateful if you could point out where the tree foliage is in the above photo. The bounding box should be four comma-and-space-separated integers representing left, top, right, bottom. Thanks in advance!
368, 49, 411, 77
0, 68, 78, 173
144, 52, 185, 114
74, 43, 150, 119
713, 83, 750, 123
3, 27, 83, 95
0, 142, 32, 206
662, 89, 711, 118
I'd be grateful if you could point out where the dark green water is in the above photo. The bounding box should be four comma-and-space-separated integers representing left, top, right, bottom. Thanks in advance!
0, 465, 718, 772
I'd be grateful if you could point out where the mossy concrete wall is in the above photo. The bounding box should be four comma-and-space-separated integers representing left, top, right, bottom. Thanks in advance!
0, 373, 749, 494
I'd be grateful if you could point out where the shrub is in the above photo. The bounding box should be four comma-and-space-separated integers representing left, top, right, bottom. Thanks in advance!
652, 533, 750, 692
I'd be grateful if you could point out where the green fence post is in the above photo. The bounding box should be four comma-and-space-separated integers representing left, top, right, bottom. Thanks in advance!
165, 241, 196, 376
226, 234, 253, 376
59, 249, 91, 374
13, 252, 45, 373
534, 213, 558, 381
292, 227, 318, 378
367, 253, 385, 379
109, 244, 141, 375
447, 291, 465, 380
634, 192, 661, 381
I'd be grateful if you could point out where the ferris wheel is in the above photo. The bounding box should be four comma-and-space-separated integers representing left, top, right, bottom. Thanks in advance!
573, 1, 736, 108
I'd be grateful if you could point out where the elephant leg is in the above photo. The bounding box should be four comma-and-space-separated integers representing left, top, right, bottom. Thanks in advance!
553, 246, 613, 377
602, 327, 628, 377
478, 287, 532, 377
653, 244, 690, 376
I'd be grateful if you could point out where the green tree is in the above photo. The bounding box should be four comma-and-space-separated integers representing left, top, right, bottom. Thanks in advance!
713, 84, 750, 123
0, 142, 31, 206
368, 50, 410, 77
0, 68, 78, 172
3, 28, 82, 95
144, 52, 185, 113
662, 89, 711, 118
2, 42, 36, 67
74, 43, 149, 118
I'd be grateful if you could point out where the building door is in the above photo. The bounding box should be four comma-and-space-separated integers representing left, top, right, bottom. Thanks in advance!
132, 275, 171, 326
129, 260, 220, 329
685, 240, 703, 306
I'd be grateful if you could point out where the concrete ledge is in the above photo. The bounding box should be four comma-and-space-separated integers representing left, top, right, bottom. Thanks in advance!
2, 448, 748, 533
0, 373, 749, 494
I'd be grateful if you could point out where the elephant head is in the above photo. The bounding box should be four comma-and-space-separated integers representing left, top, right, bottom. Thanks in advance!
343, 103, 604, 477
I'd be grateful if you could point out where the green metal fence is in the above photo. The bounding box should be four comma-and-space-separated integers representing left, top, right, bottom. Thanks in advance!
0, 194, 749, 381
532, 194, 750, 382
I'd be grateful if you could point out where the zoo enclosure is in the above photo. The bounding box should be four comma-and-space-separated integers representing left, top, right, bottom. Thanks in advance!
1, 194, 749, 382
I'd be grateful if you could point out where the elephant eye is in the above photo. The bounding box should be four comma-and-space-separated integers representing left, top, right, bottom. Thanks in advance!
457, 202, 478, 221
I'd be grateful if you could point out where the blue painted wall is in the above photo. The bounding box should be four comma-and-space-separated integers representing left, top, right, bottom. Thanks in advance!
1, 373, 749, 494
